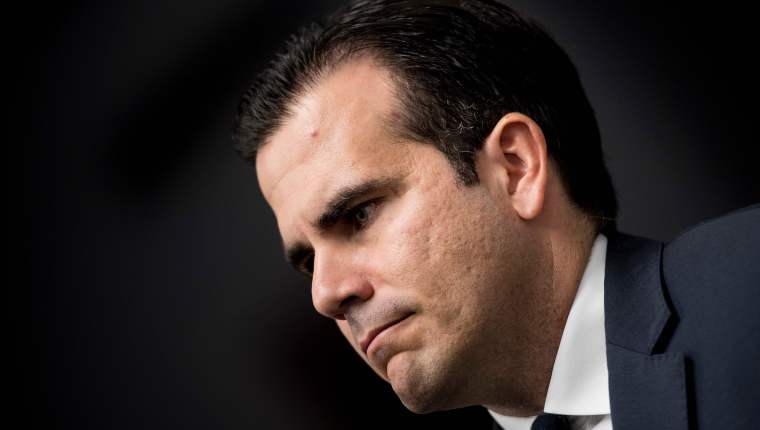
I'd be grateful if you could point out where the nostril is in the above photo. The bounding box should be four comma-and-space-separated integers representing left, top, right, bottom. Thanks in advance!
334, 296, 361, 320
339, 295, 360, 310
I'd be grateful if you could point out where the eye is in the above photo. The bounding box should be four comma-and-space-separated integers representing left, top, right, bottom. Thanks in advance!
346, 200, 379, 233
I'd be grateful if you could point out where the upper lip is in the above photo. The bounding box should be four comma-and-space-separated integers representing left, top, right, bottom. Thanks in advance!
359, 312, 413, 354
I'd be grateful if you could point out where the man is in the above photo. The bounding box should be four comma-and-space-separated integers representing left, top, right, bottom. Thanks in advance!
232, 1, 759, 429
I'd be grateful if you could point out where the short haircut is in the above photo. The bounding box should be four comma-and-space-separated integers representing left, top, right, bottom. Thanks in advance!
233, 0, 618, 229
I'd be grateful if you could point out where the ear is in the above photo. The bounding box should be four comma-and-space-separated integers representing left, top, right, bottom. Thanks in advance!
476, 112, 548, 220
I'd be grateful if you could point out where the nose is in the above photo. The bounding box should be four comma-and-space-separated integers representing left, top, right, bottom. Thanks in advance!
311, 248, 374, 320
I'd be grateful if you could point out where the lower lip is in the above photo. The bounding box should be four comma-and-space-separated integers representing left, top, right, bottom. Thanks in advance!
366, 314, 413, 359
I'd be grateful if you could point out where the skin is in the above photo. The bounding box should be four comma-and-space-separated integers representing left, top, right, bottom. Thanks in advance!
256, 56, 596, 415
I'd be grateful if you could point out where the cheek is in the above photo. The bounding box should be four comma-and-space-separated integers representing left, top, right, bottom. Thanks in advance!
378, 186, 499, 310
377, 196, 437, 285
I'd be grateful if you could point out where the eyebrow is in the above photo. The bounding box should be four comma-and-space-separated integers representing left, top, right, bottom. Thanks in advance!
314, 177, 397, 231
283, 177, 399, 271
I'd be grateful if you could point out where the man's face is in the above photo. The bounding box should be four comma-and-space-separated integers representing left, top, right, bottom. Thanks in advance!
256, 58, 550, 413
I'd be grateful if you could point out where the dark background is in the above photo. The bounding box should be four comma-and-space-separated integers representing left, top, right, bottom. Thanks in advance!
25, 1, 759, 429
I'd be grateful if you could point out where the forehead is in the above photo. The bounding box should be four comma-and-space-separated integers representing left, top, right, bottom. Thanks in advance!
255, 57, 412, 239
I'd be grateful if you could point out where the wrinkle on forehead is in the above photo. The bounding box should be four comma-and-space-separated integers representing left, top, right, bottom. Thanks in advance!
255, 57, 408, 241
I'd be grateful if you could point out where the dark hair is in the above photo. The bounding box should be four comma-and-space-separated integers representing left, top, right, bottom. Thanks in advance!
233, 0, 617, 229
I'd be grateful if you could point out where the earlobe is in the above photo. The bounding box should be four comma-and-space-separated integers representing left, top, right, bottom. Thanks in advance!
479, 112, 548, 221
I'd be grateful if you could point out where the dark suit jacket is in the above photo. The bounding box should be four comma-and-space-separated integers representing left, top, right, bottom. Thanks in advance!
495, 204, 759, 430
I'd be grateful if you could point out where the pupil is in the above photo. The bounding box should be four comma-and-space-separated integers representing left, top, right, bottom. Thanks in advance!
356, 207, 367, 223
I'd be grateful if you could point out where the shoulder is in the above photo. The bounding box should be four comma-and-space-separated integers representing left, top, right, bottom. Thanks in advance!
660, 203, 759, 344
657, 204, 760, 419
663, 203, 759, 279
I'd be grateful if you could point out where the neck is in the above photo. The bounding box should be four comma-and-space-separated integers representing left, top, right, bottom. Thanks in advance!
550, 214, 598, 326
486, 206, 597, 416
542, 208, 598, 400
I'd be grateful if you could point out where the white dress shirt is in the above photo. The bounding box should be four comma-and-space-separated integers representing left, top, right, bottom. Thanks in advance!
489, 234, 613, 430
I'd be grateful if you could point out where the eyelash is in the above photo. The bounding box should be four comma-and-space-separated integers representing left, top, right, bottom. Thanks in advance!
299, 199, 381, 277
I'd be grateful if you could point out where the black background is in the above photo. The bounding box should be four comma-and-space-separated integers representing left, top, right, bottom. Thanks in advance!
25, 1, 759, 429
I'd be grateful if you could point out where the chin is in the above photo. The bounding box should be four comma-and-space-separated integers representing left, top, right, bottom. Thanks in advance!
386, 352, 463, 414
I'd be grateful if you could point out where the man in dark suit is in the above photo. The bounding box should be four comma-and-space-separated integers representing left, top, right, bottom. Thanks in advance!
232, 1, 759, 428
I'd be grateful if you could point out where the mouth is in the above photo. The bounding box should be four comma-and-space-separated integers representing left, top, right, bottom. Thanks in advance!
359, 312, 414, 355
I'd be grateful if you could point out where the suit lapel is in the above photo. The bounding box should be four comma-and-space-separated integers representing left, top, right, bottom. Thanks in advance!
604, 232, 688, 430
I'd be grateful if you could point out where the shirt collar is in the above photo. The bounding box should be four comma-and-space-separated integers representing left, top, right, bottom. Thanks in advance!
489, 233, 610, 429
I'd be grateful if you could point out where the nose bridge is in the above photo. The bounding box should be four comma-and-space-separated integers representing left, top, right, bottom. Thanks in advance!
311, 243, 374, 319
